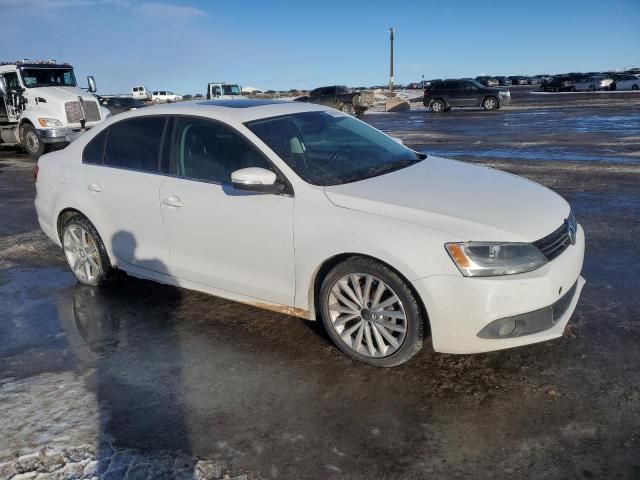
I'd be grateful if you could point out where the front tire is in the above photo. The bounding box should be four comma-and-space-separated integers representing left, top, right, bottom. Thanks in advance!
62, 215, 113, 286
339, 102, 355, 115
482, 96, 498, 110
21, 124, 46, 159
319, 257, 425, 367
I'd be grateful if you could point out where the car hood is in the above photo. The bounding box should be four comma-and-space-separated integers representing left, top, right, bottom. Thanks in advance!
323, 156, 570, 242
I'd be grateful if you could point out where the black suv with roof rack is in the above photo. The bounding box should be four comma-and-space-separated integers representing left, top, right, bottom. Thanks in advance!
423, 79, 511, 113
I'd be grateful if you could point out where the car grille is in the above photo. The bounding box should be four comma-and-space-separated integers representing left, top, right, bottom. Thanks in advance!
65, 100, 101, 123
533, 213, 576, 261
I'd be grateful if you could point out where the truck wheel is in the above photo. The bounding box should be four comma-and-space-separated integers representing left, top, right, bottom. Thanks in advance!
340, 103, 355, 115
482, 96, 498, 110
21, 124, 46, 159
430, 99, 445, 113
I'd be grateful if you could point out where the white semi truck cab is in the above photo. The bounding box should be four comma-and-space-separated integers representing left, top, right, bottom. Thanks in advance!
206, 82, 245, 100
0, 60, 110, 159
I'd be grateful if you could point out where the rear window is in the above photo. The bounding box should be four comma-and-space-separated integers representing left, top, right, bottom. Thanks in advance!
103, 117, 166, 172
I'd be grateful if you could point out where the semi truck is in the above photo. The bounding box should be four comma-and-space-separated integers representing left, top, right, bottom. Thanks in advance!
206, 82, 245, 100
0, 60, 110, 159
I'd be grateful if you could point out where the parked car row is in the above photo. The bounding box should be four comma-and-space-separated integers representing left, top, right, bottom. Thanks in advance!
540, 72, 639, 92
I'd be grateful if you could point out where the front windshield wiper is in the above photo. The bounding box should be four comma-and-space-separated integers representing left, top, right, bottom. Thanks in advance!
368, 158, 422, 178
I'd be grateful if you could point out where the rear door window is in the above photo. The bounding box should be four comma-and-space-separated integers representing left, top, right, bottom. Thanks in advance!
103, 116, 166, 172
82, 129, 108, 165
444, 81, 459, 90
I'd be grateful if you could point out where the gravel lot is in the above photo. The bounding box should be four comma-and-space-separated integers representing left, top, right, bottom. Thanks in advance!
1, 90, 639, 479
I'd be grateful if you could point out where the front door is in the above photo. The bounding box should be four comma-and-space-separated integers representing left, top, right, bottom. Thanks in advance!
159, 116, 295, 306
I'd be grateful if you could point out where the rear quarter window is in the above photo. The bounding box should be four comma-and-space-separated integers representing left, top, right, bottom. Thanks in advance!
82, 129, 108, 165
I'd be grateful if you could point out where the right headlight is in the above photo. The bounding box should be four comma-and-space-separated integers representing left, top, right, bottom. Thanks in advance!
445, 242, 548, 277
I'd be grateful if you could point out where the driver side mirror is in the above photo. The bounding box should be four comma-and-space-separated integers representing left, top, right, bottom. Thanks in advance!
87, 76, 97, 93
231, 167, 284, 194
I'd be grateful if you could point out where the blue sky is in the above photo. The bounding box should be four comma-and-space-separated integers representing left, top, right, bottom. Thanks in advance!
1, 0, 639, 94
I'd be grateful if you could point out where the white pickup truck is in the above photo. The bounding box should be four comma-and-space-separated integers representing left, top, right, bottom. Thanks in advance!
0, 60, 110, 159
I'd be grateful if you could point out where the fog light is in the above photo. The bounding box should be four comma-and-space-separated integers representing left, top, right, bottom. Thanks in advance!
498, 320, 517, 337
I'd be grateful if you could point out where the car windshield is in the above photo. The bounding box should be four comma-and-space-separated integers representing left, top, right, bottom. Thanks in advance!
223, 85, 241, 95
246, 111, 425, 186
469, 80, 485, 88
20, 68, 77, 88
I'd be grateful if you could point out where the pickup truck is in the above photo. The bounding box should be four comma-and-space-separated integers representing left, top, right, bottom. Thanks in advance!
294, 85, 374, 115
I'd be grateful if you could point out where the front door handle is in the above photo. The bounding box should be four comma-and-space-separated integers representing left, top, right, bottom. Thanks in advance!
162, 195, 183, 208
88, 183, 102, 193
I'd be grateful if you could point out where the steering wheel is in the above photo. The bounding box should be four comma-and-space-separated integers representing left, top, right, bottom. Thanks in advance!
329, 145, 353, 164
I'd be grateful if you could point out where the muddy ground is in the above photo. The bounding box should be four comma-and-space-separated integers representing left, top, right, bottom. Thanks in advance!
1, 90, 640, 479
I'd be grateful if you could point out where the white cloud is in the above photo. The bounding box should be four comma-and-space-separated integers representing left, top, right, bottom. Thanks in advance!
133, 2, 207, 19
0, 0, 206, 18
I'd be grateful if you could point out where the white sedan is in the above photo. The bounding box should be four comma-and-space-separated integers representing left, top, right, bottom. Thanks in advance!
615, 74, 640, 91
574, 76, 613, 91
34, 100, 585, 366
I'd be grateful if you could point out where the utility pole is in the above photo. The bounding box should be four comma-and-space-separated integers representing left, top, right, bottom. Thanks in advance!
389, 27, 394, 92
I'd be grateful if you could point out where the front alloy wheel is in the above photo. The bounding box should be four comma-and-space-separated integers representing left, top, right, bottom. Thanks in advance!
320, 258, 425, 366
483, 96, 498, 110
63, 223, 104, 285
327, 273, 408, 358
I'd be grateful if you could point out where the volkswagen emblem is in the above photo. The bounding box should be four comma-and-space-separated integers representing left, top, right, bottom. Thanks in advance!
565, 217, 577, 245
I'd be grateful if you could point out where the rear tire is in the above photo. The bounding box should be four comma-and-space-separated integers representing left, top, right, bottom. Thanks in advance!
21, 124, 46, 159
319, 257, 425, 367
430, 99, 446, 113
482, 96, 498, 110
62, 215, 114, 287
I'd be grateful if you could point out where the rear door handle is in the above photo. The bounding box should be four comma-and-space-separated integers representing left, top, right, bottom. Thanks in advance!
162, 195, 183, 208
88, 183, 102, 193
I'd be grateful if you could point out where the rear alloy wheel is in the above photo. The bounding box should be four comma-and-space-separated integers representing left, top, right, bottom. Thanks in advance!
482, 96, 498, 110
430, 99, 445, 113
62, 216, 113, 286
320, 257, 425, 366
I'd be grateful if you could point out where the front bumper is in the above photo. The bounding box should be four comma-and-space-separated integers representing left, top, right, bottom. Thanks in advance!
499, 94, 511, 105
412, 224, 585, 354
37, 127, 91, 144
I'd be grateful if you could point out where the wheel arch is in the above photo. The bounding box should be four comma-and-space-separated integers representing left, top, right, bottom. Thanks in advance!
56, 207, 101, 243
309, 252, 431, 335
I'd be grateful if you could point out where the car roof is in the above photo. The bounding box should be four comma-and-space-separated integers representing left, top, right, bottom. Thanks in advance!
100, 99, 332, 124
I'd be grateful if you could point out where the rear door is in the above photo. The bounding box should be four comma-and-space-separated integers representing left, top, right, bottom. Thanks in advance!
81, 116, 170, 273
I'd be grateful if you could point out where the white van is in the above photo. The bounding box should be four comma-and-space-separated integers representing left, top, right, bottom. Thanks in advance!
132, 86, 151, 100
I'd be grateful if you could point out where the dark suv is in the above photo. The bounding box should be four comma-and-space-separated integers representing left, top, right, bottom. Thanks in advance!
423, 79, 511, 112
